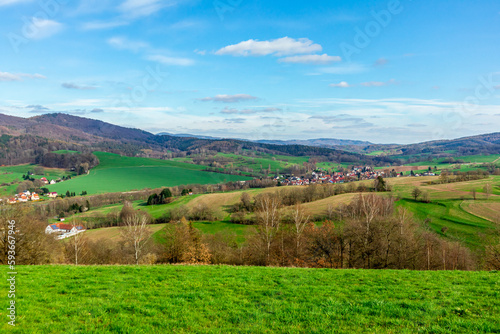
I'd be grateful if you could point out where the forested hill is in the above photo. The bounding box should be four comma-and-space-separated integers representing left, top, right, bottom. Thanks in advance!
0, 113, 390, 166
398, 133, 500, 156
0, 113, 498, 167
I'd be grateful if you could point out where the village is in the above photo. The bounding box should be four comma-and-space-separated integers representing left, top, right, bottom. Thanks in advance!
6, 176, 59, 204
276, 166, 436, 186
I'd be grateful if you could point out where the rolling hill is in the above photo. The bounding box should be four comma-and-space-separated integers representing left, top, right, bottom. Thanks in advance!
0, 113, 499, 169
0, 113, 379, 166
46, 152, 252, 195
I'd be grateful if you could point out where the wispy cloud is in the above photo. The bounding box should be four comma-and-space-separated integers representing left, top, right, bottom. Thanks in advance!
216, 37, 322, 57
25, 104, 49, 112
224, 118, 246, 124
329, 81, 350, 88
119, 0, 175, 18
82, 21, 128, 30
360, 79, 397, 87
146, 54, 194, 66
279, 54, 341, 65
27, 18, 63, 39
200, 94, 258, 103
61, 83, 97, 90
81, 0, 182, 29
0, 71, 45, 82
108, 36, 149, 52
220, 107, 281, 114
317, 63, 367, 75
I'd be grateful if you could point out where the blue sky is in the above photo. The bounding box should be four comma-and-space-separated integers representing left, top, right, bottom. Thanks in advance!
0, 0, 499, 144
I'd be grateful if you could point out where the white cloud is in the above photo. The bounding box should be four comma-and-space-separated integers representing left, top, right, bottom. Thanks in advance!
215, 37, 322, 57
0, 71, 45, 82
0, 72, 21, 82
330, 81, 350, 88
108, 37, 149, 52
200, 94, 258, 103
26, 18, 63, 40
279, 54, 341, 65
146, 55, 194, 66
119, 0, 175, 18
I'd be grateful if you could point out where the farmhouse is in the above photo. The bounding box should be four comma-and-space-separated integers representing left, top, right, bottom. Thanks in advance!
45, 223, 74, 234
40, 177, 48, 184
48, 192, 58, 198
45, 223, 86, 239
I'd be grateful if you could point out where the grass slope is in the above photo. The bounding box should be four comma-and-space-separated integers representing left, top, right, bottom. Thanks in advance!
68, 175, 500, 248
0, 164, 74, 196
1, 266, 498, 333
47, 152, 251, 195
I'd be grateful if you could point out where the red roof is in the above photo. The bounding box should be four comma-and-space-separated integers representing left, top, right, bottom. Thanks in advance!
55, 223, 74, 230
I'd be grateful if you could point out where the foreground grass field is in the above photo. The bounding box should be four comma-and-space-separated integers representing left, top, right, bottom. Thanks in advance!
47, 152, 252, 195
1, 266, 498, 333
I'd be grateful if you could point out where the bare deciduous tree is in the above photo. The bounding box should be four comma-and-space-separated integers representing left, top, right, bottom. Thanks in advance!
290, 204, 310, 258
483, 183, 492, 200
121, 212, 152, 265
255, 194, 282, 264
64, 221, 88, 265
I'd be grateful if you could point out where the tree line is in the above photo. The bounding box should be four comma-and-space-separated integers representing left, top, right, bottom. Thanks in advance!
5, 192, 499, 270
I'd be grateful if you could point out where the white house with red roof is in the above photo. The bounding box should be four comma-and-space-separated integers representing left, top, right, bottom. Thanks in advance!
45, 223, 86, 239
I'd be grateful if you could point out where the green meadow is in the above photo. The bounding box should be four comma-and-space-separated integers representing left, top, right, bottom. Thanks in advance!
47, 152, 252, 195
0, 164, 74, 196
173, 151, 310, 174
67, 175, 500, 250
1, 265, 498, 333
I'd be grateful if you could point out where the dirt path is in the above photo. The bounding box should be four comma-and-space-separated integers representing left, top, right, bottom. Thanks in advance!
493, 157, 500, 164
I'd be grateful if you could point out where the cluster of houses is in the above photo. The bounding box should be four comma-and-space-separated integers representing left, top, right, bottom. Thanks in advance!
45, 223, 86, 240
276, 166, 439, 186
7, 190, 58, 204
40, 177, 57, 185
276, 167, 386, 186
4, 175, 61, 204
8, 190, 41, 204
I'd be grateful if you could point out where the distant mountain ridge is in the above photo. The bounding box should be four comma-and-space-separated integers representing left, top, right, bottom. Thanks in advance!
257, 138, 375, 147
0, 113, 499, 165
0, 113, 383, 166
156, 132, 220, 140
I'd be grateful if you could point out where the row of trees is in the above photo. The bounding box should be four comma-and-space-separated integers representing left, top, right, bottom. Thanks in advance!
2, 194, 498, 270
436, 170, 489, 184
36, 152, 100, 175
